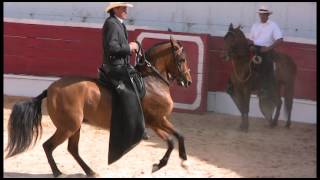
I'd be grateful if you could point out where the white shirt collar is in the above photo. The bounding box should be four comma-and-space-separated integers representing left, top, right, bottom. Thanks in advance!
115, 15, 124, 24
260, 19, 270, 25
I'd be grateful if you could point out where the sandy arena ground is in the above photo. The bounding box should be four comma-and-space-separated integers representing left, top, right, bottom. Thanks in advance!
3, 95, 317, 178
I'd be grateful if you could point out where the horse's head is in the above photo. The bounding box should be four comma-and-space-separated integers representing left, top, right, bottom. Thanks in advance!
145, 36, 192, 87
223, 23, 248, 61
167, 36, 192, 87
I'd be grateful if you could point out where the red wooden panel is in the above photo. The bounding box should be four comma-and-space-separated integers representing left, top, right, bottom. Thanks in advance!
294, 69, 316, 100
4, 22, 101, 43
4, 22, 103, 78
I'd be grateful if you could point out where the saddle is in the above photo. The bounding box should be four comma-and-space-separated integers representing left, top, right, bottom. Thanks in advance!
97, 64, 146, 99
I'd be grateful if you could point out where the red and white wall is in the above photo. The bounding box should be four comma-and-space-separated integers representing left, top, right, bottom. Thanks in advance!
4, 3, 316, 124
4, 18, 209, 113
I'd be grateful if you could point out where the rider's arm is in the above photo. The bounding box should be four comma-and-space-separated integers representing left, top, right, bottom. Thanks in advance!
269, 38, 283, 50
104, 21, 131, 56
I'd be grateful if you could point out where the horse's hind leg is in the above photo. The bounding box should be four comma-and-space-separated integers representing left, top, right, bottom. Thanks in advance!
162, 118, 187, 164
284, 94, 293, 128
151, 127, 174, 173
67, 128, 98, 177
43, 129, 73, 177
272, 97, 282, 127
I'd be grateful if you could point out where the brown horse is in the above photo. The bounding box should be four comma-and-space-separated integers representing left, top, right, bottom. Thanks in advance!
5, 36, 192, 177
223, 24, 297, 132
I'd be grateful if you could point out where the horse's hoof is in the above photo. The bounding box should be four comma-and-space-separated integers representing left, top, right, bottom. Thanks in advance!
181, 160, 190, 170
152, 164, 160, 173
87, 172, 100, 178
142, 133, 150, 140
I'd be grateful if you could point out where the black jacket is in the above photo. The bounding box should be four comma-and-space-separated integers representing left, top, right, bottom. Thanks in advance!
102, 15, 130, 66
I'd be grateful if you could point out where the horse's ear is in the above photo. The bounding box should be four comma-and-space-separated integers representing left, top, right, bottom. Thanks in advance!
236, 25, 242, 29
229, 23, 234, 31
170, 35, 177, 46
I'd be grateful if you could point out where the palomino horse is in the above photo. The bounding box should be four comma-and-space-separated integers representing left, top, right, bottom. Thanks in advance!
223, 24, 297, 132
6, 36, 192, 177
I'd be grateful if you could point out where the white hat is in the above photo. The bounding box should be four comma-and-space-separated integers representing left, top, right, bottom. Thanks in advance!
105, 2, 133, 13
257, 5, 272, 14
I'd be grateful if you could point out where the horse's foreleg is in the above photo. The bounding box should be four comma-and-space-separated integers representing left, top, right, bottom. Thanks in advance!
239, 113, 249, 132
229, 86, 250, 132
67, 128, 98, 177
43, 129, 73, 177
239, 91, 250, 132
151, 128, 174, 173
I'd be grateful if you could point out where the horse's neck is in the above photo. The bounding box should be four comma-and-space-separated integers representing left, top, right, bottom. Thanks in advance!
232, 43, 250, 62
148, 46, 171, 79
232, 49, 251, 73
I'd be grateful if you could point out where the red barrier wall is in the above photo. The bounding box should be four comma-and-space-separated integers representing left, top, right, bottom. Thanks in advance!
4, 21, 209, 112
4, 20, 316, 110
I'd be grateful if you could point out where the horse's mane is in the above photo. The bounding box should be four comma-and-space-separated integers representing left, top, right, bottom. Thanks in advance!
224, 27, 250, 58
234, 28, 247, 40
144, 41, 171, 63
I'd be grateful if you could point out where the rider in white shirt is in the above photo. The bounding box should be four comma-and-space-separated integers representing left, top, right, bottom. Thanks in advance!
248, 5, 283, 99
249, 19, 282, 48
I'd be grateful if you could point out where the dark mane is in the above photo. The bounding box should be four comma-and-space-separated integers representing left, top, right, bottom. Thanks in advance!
145, 41, 170, 62
234, 28, 247, 40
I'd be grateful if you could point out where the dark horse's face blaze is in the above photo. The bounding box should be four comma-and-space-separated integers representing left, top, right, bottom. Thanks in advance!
170, 39, 192, 87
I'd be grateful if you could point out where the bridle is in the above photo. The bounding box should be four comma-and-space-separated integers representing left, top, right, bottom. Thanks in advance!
169, 42, 191, 86
224, 30, 253, 83
135, 41, 170, 86
135, 41, 190, 87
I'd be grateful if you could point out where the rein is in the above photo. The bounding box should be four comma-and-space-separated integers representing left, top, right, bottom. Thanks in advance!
225, 30, 253, 83
135, 41, 170, 86
231, 60, 253, 83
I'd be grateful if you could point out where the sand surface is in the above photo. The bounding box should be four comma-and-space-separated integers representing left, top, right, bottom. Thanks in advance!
3, 95, 316, 178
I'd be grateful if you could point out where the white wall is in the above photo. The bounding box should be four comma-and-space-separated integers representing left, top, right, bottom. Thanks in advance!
207, 92, 316, 124
3, 75, 317, 124
4, 2, 317, 42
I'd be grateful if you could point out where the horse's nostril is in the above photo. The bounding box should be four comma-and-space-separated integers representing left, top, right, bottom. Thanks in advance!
187, 81, 192, 86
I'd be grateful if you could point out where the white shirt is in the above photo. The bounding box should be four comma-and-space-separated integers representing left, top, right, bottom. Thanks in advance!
249, 20, 283, 47
115, 15, 124, 24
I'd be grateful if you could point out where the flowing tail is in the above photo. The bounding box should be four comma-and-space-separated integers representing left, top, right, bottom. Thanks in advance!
5, 90, 48, 158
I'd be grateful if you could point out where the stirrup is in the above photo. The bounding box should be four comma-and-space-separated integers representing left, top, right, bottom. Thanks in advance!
252, 55, 262, 64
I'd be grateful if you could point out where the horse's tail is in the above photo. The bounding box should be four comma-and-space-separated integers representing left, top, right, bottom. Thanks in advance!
283, 80, 295, 120
5, 90, 48, 158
